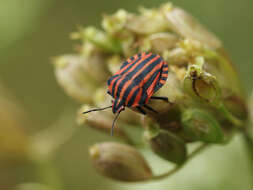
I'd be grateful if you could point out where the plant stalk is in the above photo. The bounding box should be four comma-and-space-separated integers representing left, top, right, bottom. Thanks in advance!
150, 143, 209, 181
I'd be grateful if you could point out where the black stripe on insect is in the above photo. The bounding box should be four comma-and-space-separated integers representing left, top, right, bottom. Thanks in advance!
83, 52, 170, 136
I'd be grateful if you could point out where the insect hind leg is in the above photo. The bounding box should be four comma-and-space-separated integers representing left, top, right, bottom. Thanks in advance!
143, 104, 158, 114
151, 96, 169, 102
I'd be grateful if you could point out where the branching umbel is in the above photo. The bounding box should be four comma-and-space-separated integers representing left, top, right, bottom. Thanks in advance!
53, 2, 251, 182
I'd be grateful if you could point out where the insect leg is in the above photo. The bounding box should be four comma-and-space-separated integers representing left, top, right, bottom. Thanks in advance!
151, 96, 169, 102
143, 104, 158, 114
137, 106, 146, 115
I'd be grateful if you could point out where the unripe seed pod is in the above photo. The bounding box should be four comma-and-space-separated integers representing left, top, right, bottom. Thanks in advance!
89, 142, 153, 182
144, 128, 187, 165
184, 62, 222, 107
181, 109, 224, 143
77, 105, 133, 143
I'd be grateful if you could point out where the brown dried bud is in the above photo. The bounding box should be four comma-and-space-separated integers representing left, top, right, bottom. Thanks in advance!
53, 54, 110, 103
77, 105, 132, 142
164, 6, 222, 49
144, 128, 187, 165
89, 142, 153, 182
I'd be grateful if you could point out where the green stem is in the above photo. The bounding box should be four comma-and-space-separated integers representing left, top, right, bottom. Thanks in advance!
218, 103, 244, 127
150, 143, 208, 181
28, 111, 79, 190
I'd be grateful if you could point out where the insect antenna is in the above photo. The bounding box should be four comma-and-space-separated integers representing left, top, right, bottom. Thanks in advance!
82, 105, 112, 114
111, 110, 122, 136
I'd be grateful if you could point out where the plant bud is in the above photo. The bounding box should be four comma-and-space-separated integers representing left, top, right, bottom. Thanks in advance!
183, 61, 222, 107
204, 49, 245, 98
149, 33, 178, 53
107, 55, 123, 74
164, 6, 221, 49
144, 128, 187, 165
223, 94, 248, 121
53, 54, 110, 103
102, 9, 128, 34
77, 105, 131, 141
181, 109, 224, 143
125, 7, 168, 34
80, 27, 123, 53
89, 142, 153, 182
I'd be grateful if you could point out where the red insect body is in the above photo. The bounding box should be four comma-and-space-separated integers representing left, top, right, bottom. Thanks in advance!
107, 52, 168, 114
83, 52, 169, 135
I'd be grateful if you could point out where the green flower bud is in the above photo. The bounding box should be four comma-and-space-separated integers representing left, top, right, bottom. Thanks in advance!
80, 27, 123, 53
144, 128, 187, 165
89, 142, 153, 182
181, 109, 224, 143
204, 49, 245, 98
102, 9, 128, 34
183, 59, 222, 107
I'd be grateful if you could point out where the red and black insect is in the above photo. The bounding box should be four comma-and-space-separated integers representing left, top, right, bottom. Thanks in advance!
83, 52, 169, 135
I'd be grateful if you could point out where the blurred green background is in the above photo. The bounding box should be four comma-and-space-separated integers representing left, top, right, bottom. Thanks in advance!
0, 0, 253, 190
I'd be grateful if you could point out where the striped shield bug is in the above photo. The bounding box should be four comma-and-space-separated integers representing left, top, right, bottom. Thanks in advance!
83, 52, 169, 135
